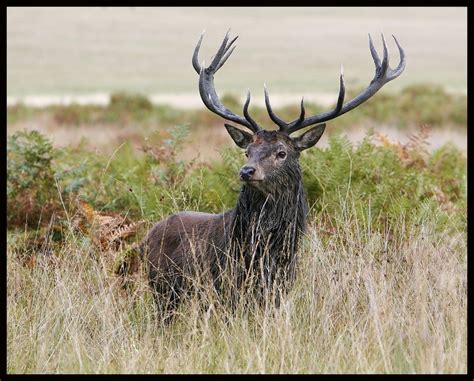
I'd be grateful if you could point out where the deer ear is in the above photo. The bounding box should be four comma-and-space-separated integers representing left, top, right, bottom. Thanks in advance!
224, 124, 253, 149
293, 124, 326, 151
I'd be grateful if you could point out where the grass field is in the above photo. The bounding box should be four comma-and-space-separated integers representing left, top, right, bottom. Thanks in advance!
6, 6, 467, 375
7, 99, 467, 373
7, 7, 467, 99
7, 211, 467, 373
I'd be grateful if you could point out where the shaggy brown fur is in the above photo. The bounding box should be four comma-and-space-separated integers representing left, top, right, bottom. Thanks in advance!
141, 128, 324, 317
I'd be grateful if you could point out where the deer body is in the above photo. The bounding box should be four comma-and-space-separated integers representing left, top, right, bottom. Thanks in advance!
141, 31, 405, 316
142, 130, 312, 312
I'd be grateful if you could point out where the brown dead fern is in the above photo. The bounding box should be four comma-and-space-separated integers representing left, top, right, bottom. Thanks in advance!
76, 199, 145, 277
372, 124, 431, 168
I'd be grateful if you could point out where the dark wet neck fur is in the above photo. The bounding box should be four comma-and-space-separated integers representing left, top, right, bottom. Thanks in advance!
227, 161, 308, 269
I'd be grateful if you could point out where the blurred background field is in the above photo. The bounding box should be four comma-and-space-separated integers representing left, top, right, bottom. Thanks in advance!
7, 7, 467, 97
7, 7, 467, 374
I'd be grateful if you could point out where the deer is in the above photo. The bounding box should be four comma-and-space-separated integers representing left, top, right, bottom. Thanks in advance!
141, 31, 405, 318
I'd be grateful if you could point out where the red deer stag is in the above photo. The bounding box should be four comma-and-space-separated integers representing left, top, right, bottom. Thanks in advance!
141, 31, 405, 317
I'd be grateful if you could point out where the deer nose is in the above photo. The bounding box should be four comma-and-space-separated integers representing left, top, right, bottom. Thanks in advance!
240, 166, 256, 180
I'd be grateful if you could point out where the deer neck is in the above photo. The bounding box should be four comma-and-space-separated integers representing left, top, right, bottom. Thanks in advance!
229, 169, 308, 254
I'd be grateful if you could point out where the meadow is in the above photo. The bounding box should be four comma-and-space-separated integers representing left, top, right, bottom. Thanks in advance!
6, 85, 467, 373
7, 7, 467, 97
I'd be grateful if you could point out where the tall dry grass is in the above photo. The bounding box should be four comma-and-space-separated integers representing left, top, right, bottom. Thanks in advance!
7, 202, 466, 374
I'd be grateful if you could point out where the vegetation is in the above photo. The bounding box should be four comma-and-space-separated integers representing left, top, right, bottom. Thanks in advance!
7, 88, 467, 373
7, 84, 467, 130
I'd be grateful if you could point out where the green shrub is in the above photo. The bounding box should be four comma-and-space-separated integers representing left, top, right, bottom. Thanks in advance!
109, 92, 153, 112
51, 124, 195, 221
300, 133, 466, 235
7, 131, 97, 227
398, 84, 466, 127
184, 146, 243, 212
107, 92, 153, 123
7, 131, 58, 226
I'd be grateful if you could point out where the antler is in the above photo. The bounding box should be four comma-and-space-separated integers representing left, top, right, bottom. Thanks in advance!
265, 34, 406, 135
192, 30, 262, 133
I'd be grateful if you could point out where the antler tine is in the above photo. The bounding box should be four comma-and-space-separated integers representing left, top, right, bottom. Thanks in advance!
380, 33, 389, 74
282, 34, 405, 134
282, 66, 345, 134
193, 30, 239, 74
243, 91, 260, 131
368, 34, 381, 68
387, 35, 406, 80
336, 64, 346, 111
297, 97, 306, 123
192, 31, 205, 74
208, 30, 231, 71
215, 37, 238, 72
263, 84, 288, 129
283, 97, 306, 132
193, 30, 262, 133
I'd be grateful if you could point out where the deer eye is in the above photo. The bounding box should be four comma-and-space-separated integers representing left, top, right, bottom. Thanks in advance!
277, 151, 287, 159
245, 151, 249, 158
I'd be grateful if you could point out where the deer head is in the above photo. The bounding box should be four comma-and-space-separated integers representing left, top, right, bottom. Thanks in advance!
192, 31, 405, 194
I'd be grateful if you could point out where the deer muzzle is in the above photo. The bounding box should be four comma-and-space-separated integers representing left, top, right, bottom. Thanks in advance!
239, 165, 257, 181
